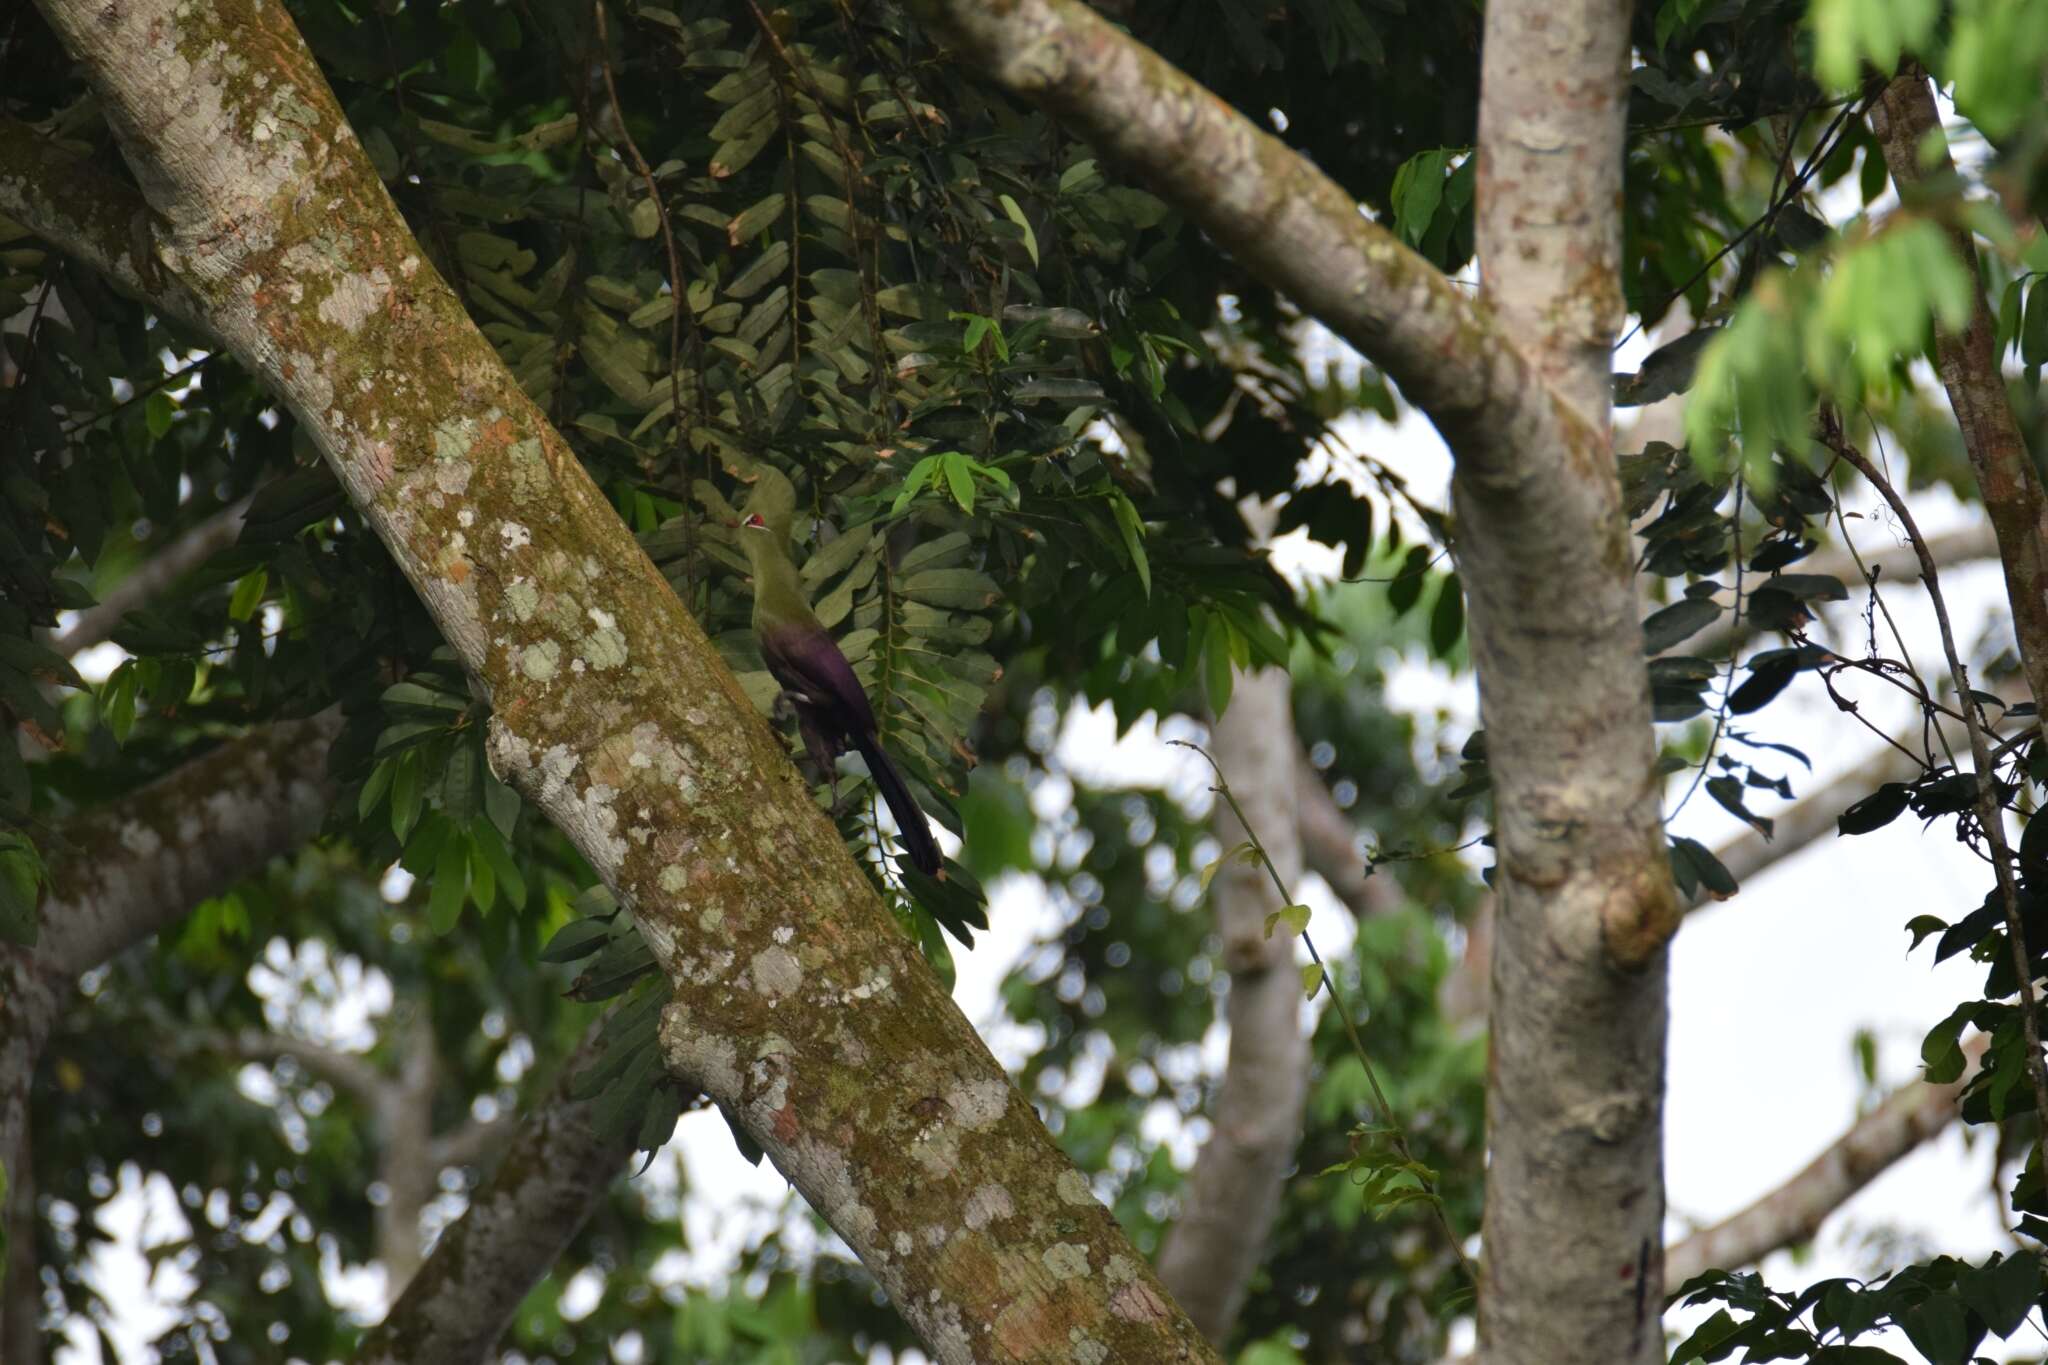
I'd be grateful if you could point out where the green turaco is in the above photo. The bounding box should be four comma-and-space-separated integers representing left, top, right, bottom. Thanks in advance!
735, 468, 943, 875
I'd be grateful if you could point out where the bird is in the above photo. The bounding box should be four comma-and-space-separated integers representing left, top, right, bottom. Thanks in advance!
734, 468, 944, 876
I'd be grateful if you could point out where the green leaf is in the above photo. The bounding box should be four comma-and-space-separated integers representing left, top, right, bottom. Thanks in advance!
541, 915, 615, 963
998, 194, 1039, 266
391, 751, 421, 842
1108, 491, 1151, 598
358, 758, 395, 821
1390, 148, 1452, 247
1200, 841, 1254, 894
2025, 277, 2048, 369
1299, 963, 1325, 1000
1642, 597, 1722, 654
1264, 903, 1312, 938
102, 662, 139, 743
1896, 1293, 1967, 1365
1837, 782, 1911, 836
1204, 614, 1235, 713
145, 390, 175, 439
428, 835, 469, 934
1958, 1252, 2039, 1335
0, 840, 40, 946
1669, 835, 1738, 900
470, 818, 528, 912
941, 453, 976, 513
227, 567, 269, 622
1429, 574, 1464, 655
1810, 0, 1938, 90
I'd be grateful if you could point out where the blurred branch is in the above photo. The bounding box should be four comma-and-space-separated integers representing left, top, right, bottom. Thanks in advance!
51, 495, 252, 657
1157, 668, 1311, 1341
1, 709, 341, 1360
427, 1108, 516, 1174
1293, 741, 1400, 922
352, 1015, 639, 1365
1664, 1036, 1987, 1284
206, 1028, 388, 1109
1871, 72, 2048, 712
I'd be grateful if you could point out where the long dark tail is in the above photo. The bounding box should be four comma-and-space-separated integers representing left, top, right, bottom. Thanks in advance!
853, 730, 942, 875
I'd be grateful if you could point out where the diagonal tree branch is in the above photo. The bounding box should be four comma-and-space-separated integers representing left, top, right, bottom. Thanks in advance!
351, 1015, 637, 1365
1663, 1038, 1986, 1285
1293, 742, 1400, 923
902, 1, 1598, 487
51, 495, 253, 657
19, 3, 1216, 1358
901, 14, 1668, 1355
1871, 72, 2048, 711
1156, 668, 1310, 1342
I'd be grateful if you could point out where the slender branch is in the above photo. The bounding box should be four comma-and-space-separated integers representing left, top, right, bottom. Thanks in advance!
1870, 71, 2048, 712
198, 1027, 388, 1109
352, 1015, 639, 1365
51, 494, 251, 656
1293, 742, 1400, 922
1824, 423, 2048, 1182
1664, 1037, 1987, 1284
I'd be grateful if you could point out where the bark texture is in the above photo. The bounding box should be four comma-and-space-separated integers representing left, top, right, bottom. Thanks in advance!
352, 1018, 635, 1365
1156, 668, 1309, 1341
16, 5, 1214, 1358
1471, 1, 1670, 1361
1871, 72, 2048, 710
0, 710, 340, 1359
909, 5, 1672, 1358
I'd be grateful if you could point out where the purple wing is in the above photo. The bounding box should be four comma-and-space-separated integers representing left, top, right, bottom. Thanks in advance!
758, 622, 940, 874
758, 622, 878, 737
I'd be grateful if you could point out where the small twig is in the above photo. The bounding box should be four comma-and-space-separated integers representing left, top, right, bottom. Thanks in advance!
1170, 739, 1477, 1294
57, 351, 219, 436
1823, 414, 2048, 1168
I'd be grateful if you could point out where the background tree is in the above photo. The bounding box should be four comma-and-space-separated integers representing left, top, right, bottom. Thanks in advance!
3, 0, 2048, 1362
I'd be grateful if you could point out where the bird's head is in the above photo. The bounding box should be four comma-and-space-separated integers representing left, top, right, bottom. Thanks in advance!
734, 466, 797, 542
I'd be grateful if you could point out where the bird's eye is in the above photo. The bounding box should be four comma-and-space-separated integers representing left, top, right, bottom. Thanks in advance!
743, 513, 767, 529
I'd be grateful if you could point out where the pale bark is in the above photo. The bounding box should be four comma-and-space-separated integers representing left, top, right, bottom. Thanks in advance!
13, 6, 1212, 1358
204, 1012, 445, 1290
51, 496, 253, 656
905, 9, 1669, 1357
0, 710, 340, 1360
351, 1016, 633, 1365
1156, 668, 1309, 1342
1871, 73, 2048, 710
1471, 1, 1669, 1360
1664, 1039, 1985, 1284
